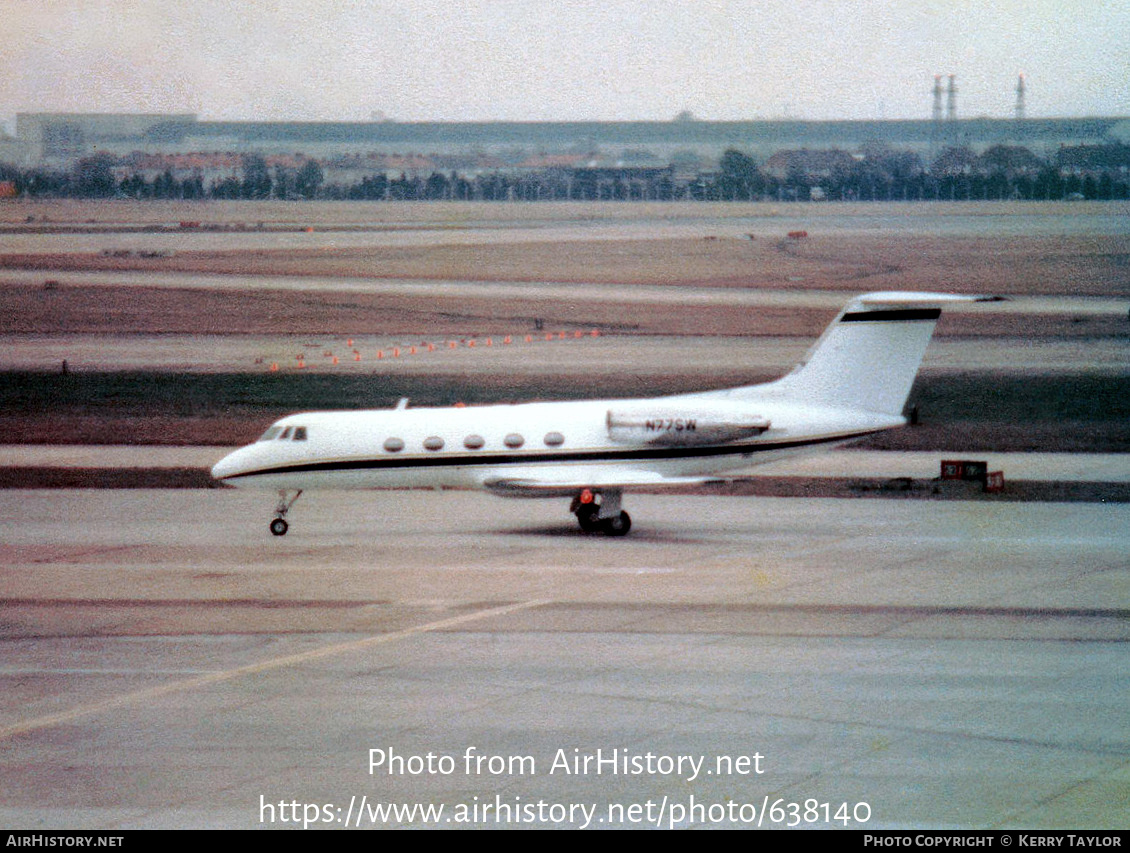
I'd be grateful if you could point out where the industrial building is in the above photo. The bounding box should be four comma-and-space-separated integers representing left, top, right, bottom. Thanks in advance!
6, 111, 1129, 170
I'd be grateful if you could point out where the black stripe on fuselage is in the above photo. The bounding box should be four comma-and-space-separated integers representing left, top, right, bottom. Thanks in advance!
841, 308, 942, 322
220, 431, 882, 482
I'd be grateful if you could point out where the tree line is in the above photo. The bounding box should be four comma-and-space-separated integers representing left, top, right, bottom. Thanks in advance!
2, 143, 1128, 202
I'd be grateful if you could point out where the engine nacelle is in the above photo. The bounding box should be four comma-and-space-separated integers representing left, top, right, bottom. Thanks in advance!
607, 403, 770, 446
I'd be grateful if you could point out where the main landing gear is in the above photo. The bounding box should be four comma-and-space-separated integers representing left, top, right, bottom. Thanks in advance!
570, 488, 632, 537
270, 489, 302, 536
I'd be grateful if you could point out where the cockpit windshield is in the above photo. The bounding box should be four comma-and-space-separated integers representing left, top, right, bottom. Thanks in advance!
257, 425, 308, 442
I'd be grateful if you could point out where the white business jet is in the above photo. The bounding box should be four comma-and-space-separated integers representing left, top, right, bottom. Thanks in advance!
212, 291, 989, 536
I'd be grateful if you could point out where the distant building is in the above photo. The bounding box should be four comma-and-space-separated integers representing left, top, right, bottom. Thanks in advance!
7, 112, 1129, 169
14, 113, 196, 166
1055, 143, 1130, 176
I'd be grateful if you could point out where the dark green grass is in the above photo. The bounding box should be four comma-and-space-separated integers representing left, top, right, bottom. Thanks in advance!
1, 370, 1128, 451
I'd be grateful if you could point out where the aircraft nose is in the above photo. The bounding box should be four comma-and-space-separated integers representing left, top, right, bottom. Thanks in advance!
211, 449, 244, 481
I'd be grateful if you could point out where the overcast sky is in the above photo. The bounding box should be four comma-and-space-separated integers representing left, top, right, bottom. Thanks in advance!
3, 0, 1127, 124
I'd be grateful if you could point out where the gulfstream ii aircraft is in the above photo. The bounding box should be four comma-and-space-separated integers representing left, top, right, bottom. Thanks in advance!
212, 291, 989, 536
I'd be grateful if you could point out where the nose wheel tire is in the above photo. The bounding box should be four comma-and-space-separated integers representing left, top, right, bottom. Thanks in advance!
268, 489, 301, 536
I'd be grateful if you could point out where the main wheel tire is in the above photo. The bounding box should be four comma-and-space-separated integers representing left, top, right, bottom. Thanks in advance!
601, 511, 631, 536
269, 518, 289, 536
576, 503, 601, 533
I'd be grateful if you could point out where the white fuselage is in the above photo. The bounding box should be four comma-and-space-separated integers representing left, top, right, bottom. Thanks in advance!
210, 386, 903, 494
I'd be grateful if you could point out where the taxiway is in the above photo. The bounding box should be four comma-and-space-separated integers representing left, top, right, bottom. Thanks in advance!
1, 489, 1127, 828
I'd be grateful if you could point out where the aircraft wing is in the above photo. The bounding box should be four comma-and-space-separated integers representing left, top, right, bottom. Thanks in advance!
481, 469, 729, 498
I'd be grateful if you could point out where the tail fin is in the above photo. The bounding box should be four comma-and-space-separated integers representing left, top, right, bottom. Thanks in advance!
758, 292, 988, 416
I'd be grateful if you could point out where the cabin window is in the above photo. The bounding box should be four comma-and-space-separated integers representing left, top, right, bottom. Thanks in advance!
258, 426, 282, 442
423, 436, 444, 451
544, 431, 565, 447
293, 427, 307, 441
463, 434, 485, 450
278, 427, 292, 439
504, 433, 525, 449
383, 437, 405, 453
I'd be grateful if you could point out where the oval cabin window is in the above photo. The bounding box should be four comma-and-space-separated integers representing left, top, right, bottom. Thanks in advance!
383, 437, 405, 452
423, 436, 445, 451
504, 433, 525, 449
463, 435, 485, 450
543, 431, 565, 447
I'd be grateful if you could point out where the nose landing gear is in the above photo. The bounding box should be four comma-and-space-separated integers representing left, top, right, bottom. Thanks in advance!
270, 489, 303, 536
